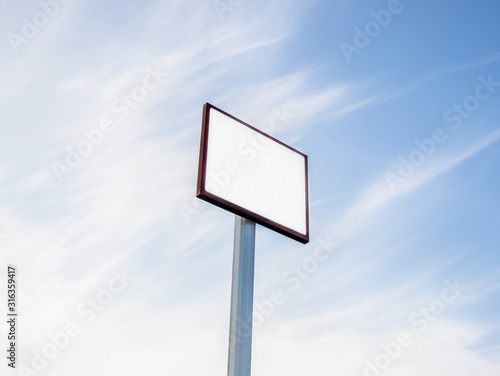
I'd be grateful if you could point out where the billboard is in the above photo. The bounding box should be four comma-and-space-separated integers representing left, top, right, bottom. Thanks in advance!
197, 103, 309, 243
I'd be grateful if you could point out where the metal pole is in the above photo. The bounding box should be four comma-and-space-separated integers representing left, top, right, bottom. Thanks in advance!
227, 215, 256, 376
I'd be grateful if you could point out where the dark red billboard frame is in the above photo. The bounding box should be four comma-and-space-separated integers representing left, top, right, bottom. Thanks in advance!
196, 103, 309, 244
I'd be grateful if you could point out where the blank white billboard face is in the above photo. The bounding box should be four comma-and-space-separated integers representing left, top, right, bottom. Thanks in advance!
197, 103, 309, 243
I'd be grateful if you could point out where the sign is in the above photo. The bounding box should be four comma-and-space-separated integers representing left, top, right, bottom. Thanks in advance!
197, 103, 309, 243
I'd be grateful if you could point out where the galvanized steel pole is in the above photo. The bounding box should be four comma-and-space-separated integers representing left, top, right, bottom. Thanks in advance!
227, 215, 256, 376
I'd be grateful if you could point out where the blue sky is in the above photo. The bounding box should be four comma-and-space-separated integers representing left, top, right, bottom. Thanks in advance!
1, 0, 500, 375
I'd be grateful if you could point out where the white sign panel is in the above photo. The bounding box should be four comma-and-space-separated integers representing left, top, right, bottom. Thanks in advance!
197, 103, 309, 243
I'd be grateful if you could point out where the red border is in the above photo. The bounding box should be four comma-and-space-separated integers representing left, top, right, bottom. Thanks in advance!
196, 103, 309, 244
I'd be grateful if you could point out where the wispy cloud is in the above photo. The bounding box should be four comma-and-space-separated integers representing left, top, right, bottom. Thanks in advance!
328, 128, 500, 242
373, 52, 500, 105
